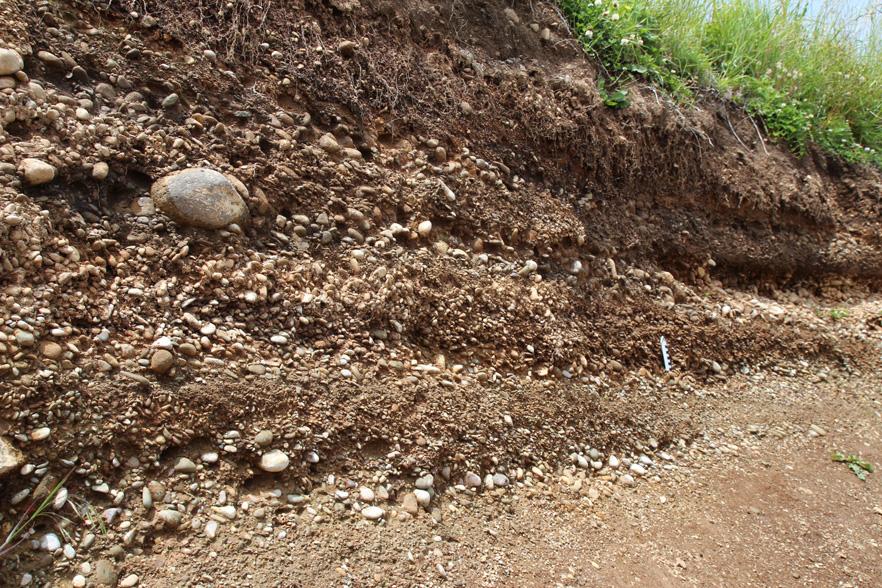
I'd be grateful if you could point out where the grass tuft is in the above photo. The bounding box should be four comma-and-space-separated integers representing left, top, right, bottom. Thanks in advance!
558, 0, 882, 166
0, 470, 73, 559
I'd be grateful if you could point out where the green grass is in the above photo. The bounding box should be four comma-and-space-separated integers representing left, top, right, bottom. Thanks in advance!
0, 471, 72, 559
558, 0, 882, 166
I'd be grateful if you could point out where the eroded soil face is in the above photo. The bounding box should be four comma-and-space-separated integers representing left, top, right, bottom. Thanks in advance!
0, 0, 880, 586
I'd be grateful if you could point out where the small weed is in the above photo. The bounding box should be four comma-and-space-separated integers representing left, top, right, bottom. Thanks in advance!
832, 452, 874, 481
68, 498, 107, 536
598, 79, 631, 108
829, 308, 849, 321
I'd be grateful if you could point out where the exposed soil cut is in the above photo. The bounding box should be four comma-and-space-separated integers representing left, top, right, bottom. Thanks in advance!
0, 0, 880, 586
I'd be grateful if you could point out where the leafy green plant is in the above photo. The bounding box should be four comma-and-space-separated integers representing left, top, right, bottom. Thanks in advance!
557, 0, 882, 167
832, 452, 874, 481
828, 308, 849, 320
598, 79, 631, 108
0, 471, 72, 559
741, 79, 813, 154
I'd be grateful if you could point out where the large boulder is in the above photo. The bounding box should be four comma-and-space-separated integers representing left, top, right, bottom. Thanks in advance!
1, 436, 24, 478
150, 168, 249, 229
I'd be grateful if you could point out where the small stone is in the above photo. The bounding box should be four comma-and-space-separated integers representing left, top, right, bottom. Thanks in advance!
72, 575, 87, 588
608, 455, 620, 469
1, 436, 24, 477
205, 519, 219, 538
37, 50, 61, 65
93, 560, 118, 586
0, 48, 24, 75
260, 449, 289, 472
629, 463, 647, 476
92, 161, 110, 180
40, 532, 61, 551
361, 506, 385, 520
19, 158, 56, 186
247, 363, 266, 375
41, 341, 63, 359
618, 474, 636, 487
519, 260, 538, 276
150, 349, 174, 374
415, 474, 434, 490
157, 509, 183, 527
318, 133, 340, 154
95, 82, 115, 99
53, 487, 69, 510
173, 457, 197, 473
30, 427, 51, 441
150, 168, 249, 229
337, 40, 358, 57
414, 489, 431, 507
359, 487, 375, 502
179, 343, 198, 356
11, 488, 30, 505
119, 574, 139, 587
153, 336, 174, 350
463, 472, 482, 488
213, 505, 236, 520
492, 473, 510, 487
254, 430, 273, 447
201, 452, 219, 464
417, 220, 432, 237
162, 93, 179, 108
15, 330, 35, 347
402, 493, 419, 515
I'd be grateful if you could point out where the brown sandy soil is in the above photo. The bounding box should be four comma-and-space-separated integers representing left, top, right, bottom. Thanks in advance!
114, 364, 882, 587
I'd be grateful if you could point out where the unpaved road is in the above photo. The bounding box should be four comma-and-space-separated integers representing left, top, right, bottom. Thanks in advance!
505, 372, 882, 588
122, 367, 882, 587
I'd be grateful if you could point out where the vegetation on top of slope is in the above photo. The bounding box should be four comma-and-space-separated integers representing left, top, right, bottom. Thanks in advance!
558, 0, 882, 167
